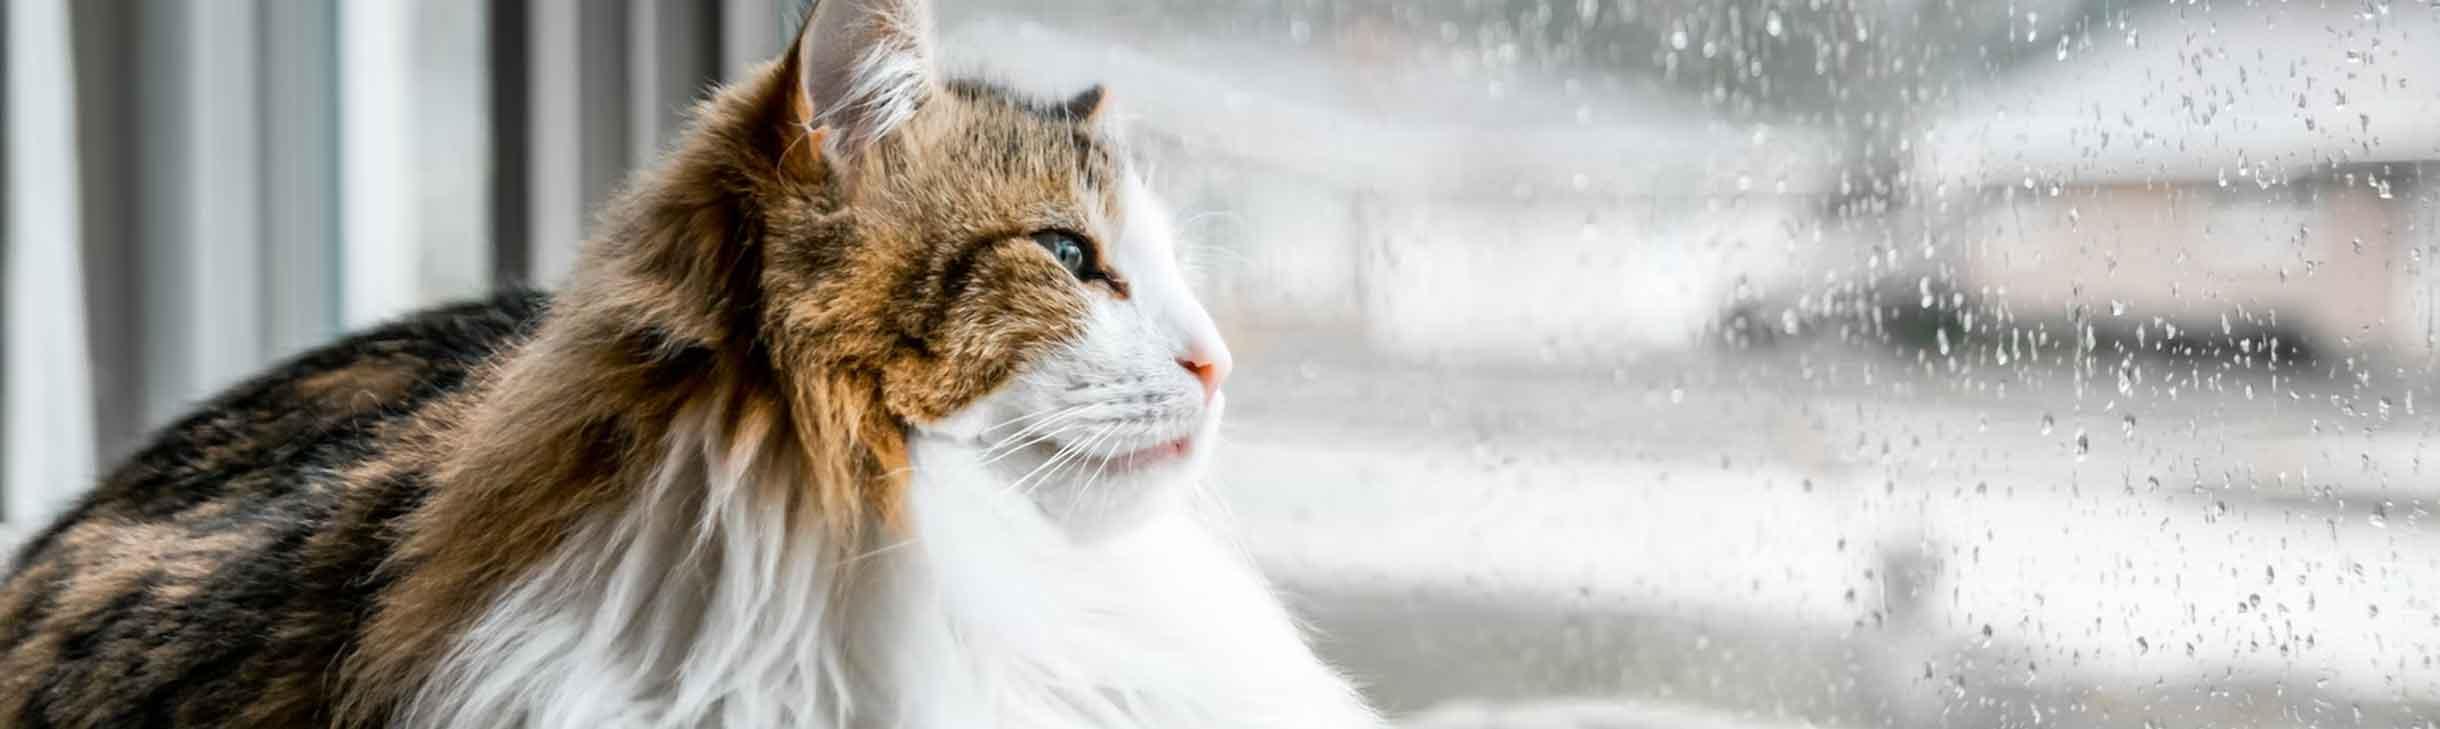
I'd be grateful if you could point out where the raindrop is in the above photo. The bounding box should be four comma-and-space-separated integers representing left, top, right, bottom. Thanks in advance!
2040, 413, 2055, 435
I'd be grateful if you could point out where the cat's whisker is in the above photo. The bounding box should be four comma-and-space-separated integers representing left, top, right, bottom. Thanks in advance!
1018, 422, 1120, 498
1046, 424, 1124, 504
984, 402, 1103, 445
980, 424, 1081, 467
981, 406, 1098, 458
845, 537, 918, 565
1043, 424, 1120, 485
1000, 426, 1099, 497
1069, 428, 1131, 517
980, 415, 1105, 468
981, 402, 1093, 436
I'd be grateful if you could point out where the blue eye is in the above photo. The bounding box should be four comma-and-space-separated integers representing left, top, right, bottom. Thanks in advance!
1032, 232, 1094, 279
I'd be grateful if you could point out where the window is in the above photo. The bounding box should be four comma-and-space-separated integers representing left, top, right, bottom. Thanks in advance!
5, 2, 2435, 727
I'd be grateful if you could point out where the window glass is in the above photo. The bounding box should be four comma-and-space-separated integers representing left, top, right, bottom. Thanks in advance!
954, 1, 2440, 726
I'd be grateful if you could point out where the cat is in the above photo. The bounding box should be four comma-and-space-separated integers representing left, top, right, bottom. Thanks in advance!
0, 1, 1382, 726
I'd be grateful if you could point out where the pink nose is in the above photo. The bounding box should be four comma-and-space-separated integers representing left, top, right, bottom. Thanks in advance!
1178, 345, 1231, 402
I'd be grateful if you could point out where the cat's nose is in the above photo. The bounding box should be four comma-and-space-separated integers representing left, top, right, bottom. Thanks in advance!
1177, 341, 1232, 403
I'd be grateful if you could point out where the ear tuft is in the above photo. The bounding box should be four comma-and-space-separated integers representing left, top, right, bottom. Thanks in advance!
1061, 85, 1107, 122
792, 0, 936, 164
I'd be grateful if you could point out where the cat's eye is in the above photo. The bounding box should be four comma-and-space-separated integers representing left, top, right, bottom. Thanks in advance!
1031, 231, 1097, 280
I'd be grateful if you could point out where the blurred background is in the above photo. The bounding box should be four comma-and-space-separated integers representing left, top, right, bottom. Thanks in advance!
5, 1, 2440, 727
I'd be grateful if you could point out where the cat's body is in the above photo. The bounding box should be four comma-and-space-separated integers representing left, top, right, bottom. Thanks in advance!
0, 1, 1379, 727
0, 294, 548, 727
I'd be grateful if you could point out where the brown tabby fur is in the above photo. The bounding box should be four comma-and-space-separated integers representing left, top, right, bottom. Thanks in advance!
0, 10, 1123, 727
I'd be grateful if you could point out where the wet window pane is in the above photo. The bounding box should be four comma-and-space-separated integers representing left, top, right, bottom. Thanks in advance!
960, 1, 2440, 726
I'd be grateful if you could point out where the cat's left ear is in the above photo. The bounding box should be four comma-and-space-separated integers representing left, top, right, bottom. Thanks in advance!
786, 0, 937, 171
1062, 85, 1107, 122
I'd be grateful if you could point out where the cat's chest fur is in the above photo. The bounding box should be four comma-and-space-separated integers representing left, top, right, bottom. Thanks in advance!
402, 418, 1376, 729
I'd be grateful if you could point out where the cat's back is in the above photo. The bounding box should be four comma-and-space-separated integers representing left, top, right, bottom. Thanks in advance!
0, 291, 547, 728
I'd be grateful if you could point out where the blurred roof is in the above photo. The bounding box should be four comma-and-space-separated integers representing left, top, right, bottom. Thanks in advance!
943, 16, 1835, 198
1918, 3, 2440, 188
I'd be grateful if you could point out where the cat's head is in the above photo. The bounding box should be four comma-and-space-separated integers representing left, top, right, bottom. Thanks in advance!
726, 0, 1230, 538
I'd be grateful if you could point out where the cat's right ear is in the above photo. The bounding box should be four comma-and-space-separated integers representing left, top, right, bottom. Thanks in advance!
781, 0, 937, 176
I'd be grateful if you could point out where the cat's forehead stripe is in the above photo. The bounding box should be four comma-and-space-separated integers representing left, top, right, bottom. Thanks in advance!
941, 76, 1116, 192
942, 77, 1087, 121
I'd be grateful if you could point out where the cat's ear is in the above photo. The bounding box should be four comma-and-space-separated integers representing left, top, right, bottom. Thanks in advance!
1061, 85, 1107, 122
788, 0, 936, 168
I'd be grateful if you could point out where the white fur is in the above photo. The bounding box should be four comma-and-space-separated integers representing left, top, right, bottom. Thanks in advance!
830, 38, 928, 152
404, 178, 1377, 728
809, 0, 934, 158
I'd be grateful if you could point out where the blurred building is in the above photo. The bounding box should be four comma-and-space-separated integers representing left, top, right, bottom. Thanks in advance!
1916, 2, 2440, 360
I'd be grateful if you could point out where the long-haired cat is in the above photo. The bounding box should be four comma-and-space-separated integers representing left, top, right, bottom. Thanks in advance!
0, 1, 1381, 726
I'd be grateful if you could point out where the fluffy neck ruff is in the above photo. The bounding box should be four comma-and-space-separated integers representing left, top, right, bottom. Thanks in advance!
398, 399, 1378, 729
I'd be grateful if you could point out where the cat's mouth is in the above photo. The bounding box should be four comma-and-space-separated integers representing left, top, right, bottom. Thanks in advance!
1090, 436, 1195, 472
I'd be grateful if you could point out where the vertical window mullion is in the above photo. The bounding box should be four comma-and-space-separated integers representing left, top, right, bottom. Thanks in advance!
490, 0, 532, 289
718, 0, 794, 83
339, 0, 417, 329
179, 0, 267, 395
260, 1, 341, 359
3, 0, 99, 529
